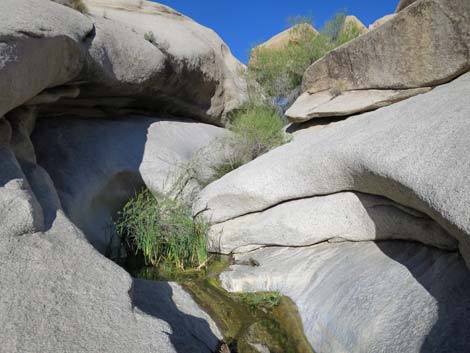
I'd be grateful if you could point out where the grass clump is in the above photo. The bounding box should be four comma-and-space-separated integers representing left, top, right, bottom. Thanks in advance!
144, 31, 156, 44
69, 0, 88, 14
115, 188, 208, 272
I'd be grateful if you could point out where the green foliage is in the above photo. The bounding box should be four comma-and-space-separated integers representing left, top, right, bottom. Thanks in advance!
211, 157, 245, 181
115, 189, 208, 271
248, 11, 363, 98
70, 0, 88, 14
322, 12, 346, 42
230, 104, 285, 160
207, 104, 286, 181
249, 23, 331, 98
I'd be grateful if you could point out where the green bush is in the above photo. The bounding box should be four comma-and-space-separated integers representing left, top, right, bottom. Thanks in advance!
206, 105, 286, 180
230, 105, 285, 160
115, 189, 208, 271
248, 11, 363, 98
249, 29, 332, 97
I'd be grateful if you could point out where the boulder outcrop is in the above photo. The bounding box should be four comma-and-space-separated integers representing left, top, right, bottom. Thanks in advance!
1, 0, 246, 125
209, 192, 456, 254
196, 72, 470, 269
257, 23, 318, 50
0, 0, 248, 351
286, 0, 470, 122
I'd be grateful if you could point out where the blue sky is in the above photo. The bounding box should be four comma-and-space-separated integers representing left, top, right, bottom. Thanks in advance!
156, 0, 399, 63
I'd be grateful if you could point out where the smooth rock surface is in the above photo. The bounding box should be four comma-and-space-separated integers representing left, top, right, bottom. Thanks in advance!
221, 241, 470, 353
0, 211, 222, 353
82, 0, 246, 124
286, 87, 430, 122
209, 192, 456, 254
33, 116, 228, 252
195, 73, 470, 267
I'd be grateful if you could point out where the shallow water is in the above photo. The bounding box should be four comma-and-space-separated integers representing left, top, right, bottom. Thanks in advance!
129, 256, 314, 353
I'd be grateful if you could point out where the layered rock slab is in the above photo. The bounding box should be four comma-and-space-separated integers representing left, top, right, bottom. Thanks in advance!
221, 241, 470, 353
195, 73, 470, 267
287, 0, 470, 121
286, 87, 430, 122
208, 192, 456, 254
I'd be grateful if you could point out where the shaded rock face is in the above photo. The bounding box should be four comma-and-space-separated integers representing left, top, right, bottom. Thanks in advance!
32, 116, 228, 252
286, 0, 470, 122
0, 0, 247, 125
195, 74, 470, 352
0, 136, 224, 352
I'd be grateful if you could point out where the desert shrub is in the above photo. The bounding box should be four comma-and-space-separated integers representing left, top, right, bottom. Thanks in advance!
206, 105, 286, 180
237, 291, 282, 312
249, 24, 332, 98
322, 12, 346, 43
248, 11, 363, 99
115, 189, 208, 271
336, 20, 364, 46
70, 0, 88, 14
230, 104, 285, 160
211, 156, 245, 181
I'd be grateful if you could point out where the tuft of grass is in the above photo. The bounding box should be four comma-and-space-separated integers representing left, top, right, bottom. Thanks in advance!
211, 157, 245, 181
114, 188, 208, 271
70, 0, 88, 14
